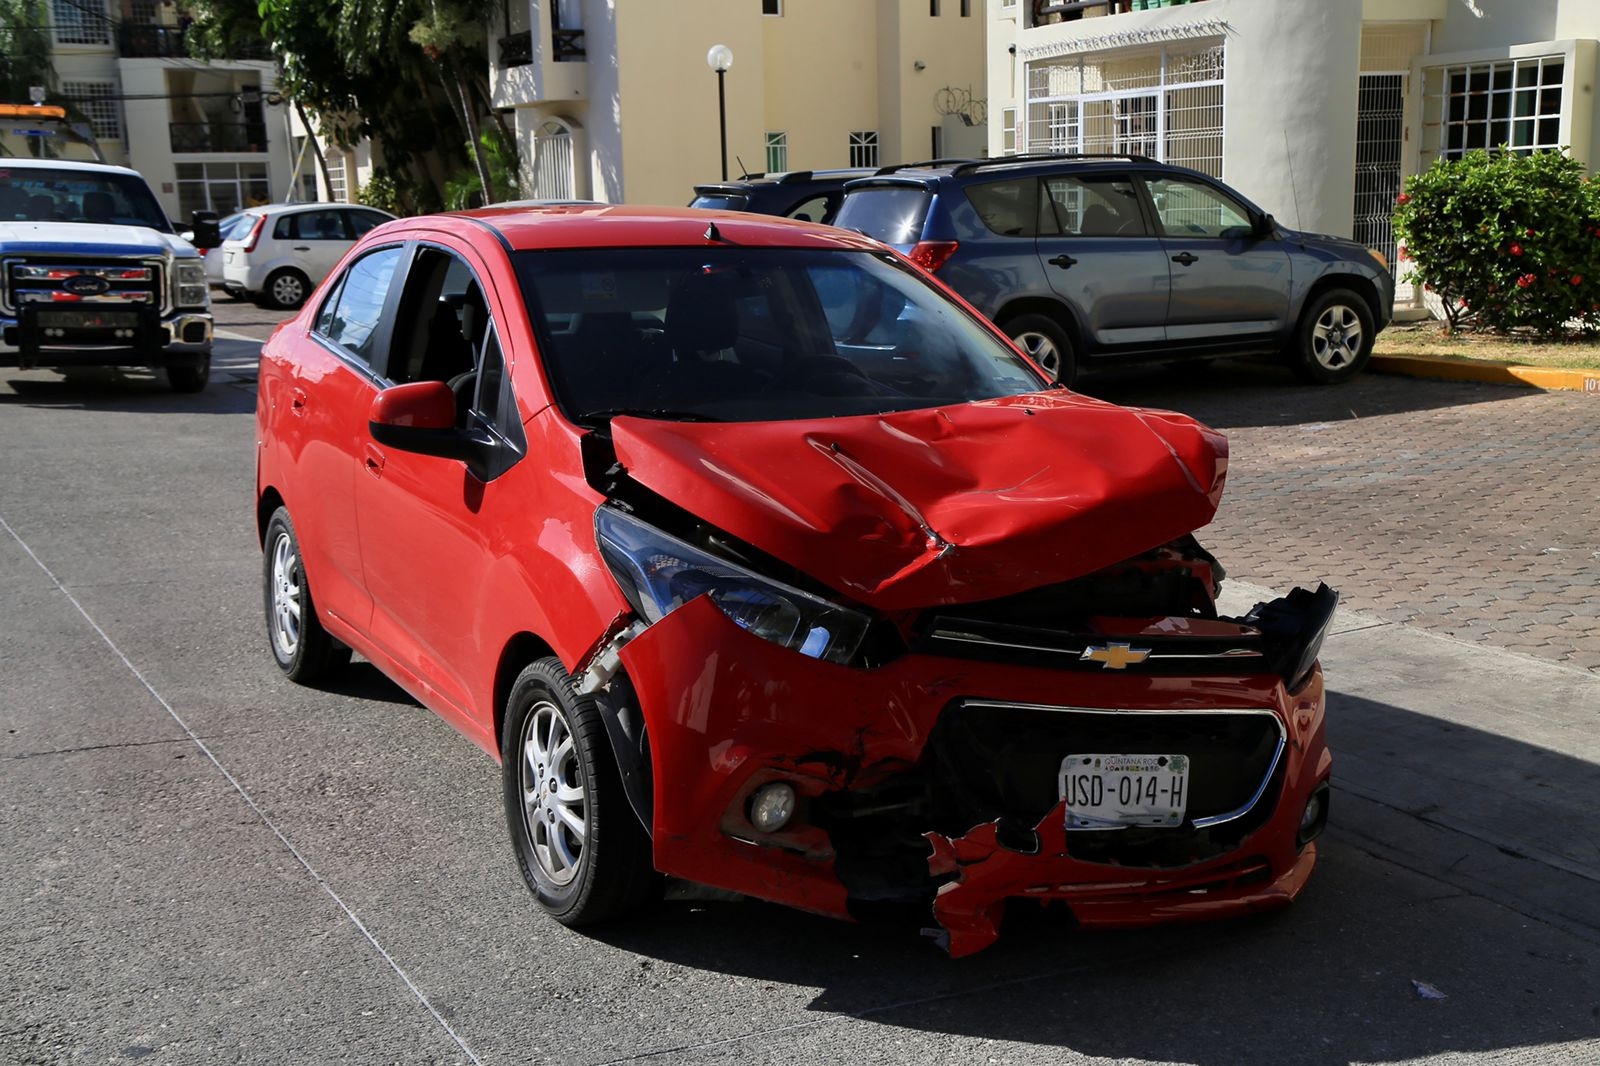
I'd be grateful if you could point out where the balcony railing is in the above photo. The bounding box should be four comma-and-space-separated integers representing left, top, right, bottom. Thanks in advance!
1030, 0, 1209, 27
499, 30, 532, 67
119, 23, 187, 58
553, 28, 585, 62
170, 121, 268, 153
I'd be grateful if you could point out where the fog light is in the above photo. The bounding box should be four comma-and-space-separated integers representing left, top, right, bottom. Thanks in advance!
1297, 785, 1329, 846
749, 782, 796, 833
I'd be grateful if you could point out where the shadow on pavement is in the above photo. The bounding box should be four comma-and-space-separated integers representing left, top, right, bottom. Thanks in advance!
0, 366, 257, 415
585, 686, 1600, 1064
1078, 357, 1535, 430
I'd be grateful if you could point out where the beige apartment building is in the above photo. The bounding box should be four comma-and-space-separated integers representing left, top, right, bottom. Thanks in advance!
491, 0, 988, 206
2, 1, 293, 220
987, 0, 1600, 285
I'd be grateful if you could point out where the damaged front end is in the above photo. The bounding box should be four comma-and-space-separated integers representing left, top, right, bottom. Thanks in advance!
574, 400, 1335, 956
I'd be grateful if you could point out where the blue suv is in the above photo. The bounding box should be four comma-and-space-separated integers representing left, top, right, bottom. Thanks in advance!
832, 154, 1395, 386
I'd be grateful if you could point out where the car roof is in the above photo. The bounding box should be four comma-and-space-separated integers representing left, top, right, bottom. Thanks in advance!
0, 156, 146, 179
445, 203, 890, 253
244, 202, 393, 216
844, 153, 1219, 187
697, 168, 880, 193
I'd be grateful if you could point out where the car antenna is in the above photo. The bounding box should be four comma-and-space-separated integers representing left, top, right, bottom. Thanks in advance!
736, 155, 751, 179
704, 221, 724, 242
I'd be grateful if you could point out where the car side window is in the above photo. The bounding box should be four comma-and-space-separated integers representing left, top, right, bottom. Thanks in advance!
786, 194, 831, 223
318, 247, 402, 364
295, 209, 353, 241
1040, 175, 1149, 237
274, 215, 294, 240
1143, 177, 1254, 239
964, 178, 1036, 237
349, 210, 388, 237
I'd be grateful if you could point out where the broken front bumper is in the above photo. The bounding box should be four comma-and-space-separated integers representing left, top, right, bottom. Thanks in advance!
616, 595, 1332, 957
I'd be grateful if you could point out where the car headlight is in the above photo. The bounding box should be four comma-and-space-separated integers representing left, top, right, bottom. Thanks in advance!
594, 506, 869, 666
174, 260, 208, 307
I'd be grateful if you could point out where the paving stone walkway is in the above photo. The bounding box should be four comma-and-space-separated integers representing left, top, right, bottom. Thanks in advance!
1086, 362, 1600, 673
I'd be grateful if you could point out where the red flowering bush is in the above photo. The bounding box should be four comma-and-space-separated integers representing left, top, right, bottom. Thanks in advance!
1393, 149, 1600, 336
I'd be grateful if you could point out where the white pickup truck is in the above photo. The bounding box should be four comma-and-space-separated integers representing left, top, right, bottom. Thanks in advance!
0, 157, 218, 391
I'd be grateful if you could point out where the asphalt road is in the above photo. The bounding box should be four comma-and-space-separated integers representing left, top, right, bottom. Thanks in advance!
2, 305, 1597, 1065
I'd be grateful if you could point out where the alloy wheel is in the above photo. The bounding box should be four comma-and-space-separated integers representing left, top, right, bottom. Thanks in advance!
1310, 303, 1365, 371
1013, 330, 1061, 381
268, 531, 301, 659
271, 274, 305, 308
520, 700, 588, 886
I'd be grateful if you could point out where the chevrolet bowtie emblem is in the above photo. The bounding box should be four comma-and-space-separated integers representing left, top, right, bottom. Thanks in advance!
1080, 643, 1152, 669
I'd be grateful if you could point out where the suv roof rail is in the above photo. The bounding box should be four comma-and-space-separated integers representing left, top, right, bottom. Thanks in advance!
875, 158, 980, 175
951, 152, 1155, 176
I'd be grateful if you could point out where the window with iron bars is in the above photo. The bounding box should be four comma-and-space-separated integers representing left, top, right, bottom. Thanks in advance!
1025, 42, 1224, 176
766, 132, 788, 173
1421, 56, 1565, 162
849, 131, 879, 168
52, 0, 111, 44
61, 81, 123, 141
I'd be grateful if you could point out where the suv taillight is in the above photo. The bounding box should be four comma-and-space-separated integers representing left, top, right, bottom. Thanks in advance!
241, 215, 266, 254
907, 241, 958, 273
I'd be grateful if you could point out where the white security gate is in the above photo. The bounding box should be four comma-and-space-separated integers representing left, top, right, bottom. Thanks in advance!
532, 120, 575, 200
1354, 74, 1405, 268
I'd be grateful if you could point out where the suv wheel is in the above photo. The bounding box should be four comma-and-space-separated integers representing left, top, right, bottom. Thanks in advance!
166, 353, 211, 393
1003, 313, 1077, 388
262, 268, 310, 310
1291, 289, 1374, 384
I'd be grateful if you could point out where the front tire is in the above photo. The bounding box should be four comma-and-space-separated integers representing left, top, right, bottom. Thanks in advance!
502, 658, 656, 927
262, 507, 351, 683
262, 268, 310, 311
1002, 312, 1077, 388
166, 353, 211, 393
1290, 289, 1375, 384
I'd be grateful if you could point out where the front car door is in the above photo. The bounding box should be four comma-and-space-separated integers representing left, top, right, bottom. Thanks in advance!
1138, 173, 1292, 346
1035, 172, 1171, 351
355, 241, 530, 729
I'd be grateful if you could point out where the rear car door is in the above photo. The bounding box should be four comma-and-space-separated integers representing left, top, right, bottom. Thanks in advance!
288, 208, 359, 286
266, 244, 405, 635
1139, 173, 1292, 345
355, 242, 529, 722
1035, 173, 1171, 350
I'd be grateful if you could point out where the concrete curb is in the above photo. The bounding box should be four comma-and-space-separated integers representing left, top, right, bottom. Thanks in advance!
1371, 352, 1600, 393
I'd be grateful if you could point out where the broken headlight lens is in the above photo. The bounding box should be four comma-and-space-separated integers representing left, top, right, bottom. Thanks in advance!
594, 506, 869, 666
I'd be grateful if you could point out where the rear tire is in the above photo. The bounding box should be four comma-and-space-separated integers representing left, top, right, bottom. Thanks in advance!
1002, 312, 1077, 388
1290, 289, 1374, 384
262, 268, 310, 311
262, 506, 351, 684
502, 657, 658, 927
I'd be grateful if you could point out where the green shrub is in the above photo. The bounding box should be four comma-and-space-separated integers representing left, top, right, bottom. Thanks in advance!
355, 170, 404, 215
1394, 149, 1600, 337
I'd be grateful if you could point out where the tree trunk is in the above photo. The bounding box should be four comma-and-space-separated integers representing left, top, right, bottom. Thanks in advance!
443, 55, 494, 205
293, 99, 335, 201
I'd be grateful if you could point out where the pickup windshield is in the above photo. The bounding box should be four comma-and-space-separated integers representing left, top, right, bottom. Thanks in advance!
513, 247, 1046, 424
0, 168, 172, 231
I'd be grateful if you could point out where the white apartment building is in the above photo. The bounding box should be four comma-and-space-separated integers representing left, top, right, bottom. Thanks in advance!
490, 0, 989, 206
7, 0, 294, 220
987, 0, 1600, 277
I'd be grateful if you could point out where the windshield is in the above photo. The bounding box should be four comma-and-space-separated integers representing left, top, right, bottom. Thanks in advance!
688, 193, 749, 212
0, 167, 172, 231
514, 247, 1045, 424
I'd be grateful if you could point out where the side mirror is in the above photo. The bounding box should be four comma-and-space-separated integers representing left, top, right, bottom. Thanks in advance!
368, 381, 493, 477
190, 209, 221, 248
1253, 212, 1277, 239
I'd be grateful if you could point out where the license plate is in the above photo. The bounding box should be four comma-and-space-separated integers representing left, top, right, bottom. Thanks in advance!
37, 310, 138, 331
1060, 753, 1189, 829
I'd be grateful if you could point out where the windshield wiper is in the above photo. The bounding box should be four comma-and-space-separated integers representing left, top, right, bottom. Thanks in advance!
577, 407, 725, 424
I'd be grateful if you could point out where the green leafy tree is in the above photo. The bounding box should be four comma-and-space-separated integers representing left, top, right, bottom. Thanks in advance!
0, 0, 55, 103
1394, 149, 1600, 337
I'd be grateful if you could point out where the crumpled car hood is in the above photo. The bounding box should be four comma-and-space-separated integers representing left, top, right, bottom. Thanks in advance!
609, 392, 1229, 611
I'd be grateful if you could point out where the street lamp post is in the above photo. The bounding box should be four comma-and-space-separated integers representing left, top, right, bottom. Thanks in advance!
706, 44, 733, 181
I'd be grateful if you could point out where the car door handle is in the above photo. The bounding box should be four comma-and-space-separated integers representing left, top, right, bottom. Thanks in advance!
290, 387, 307, 413
363, 443, 385, 479
1171, 252, 1199, 266
1048, 254, 1078, 269
293, 245, 310, 251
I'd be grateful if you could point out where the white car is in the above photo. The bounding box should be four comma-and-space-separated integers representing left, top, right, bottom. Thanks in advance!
221, 203, 394, 309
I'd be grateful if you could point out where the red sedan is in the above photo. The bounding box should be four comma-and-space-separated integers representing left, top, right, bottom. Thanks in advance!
255, 205, 1335, 956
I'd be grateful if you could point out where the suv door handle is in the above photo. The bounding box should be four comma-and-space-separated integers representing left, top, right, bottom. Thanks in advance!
1048, 254, 1078, 269
1171, 252, 1199, 266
